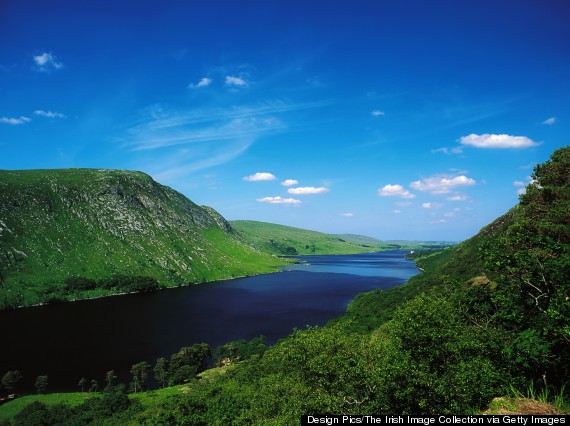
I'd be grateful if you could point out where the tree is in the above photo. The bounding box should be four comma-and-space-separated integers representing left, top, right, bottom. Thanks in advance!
105, 370, 118, 392
480, 146, 570, 384
89, 379, 99, 392
35, 375, 49, 394
78, 377, 87, 393
169, 343, 212, 375
130, 361, 151, 393
2, 370, 23, 394
153, 358, 169, 388
168, 365, 197, 386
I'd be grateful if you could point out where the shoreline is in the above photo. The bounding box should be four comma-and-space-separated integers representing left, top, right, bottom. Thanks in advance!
0, 248, 414, 312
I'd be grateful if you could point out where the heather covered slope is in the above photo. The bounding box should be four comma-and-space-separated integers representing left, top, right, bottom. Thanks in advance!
0, 169, 285, 309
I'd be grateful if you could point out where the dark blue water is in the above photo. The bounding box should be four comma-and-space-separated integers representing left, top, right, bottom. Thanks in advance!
0, 250, 418, 392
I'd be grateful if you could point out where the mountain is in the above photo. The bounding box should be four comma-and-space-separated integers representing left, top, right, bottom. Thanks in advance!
230, 220, 392, 255
0, 169, 285, 309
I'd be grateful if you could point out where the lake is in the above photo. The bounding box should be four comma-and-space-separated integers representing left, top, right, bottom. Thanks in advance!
0, 250, 418, 393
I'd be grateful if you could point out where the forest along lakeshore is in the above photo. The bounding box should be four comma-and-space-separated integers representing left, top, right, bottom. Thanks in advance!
0, 146, 568, 424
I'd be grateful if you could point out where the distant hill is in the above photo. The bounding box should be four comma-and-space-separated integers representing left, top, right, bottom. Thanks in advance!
0, 169, 285, 309
333, 234, 455, 250
230, 220, 392, 255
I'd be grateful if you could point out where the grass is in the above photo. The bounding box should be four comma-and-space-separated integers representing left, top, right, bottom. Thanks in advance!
0, 392, 101, 423
0, 368, 236, 422
230, 220, 391, 256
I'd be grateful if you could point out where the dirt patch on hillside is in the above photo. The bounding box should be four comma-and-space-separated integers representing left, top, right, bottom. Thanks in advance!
484, 397, 561, 415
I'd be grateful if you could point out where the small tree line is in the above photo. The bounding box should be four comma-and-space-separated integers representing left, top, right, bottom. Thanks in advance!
1, 336, 267, 399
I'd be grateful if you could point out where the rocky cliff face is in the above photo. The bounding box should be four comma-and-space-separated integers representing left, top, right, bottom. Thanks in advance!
0, 168, 283, 308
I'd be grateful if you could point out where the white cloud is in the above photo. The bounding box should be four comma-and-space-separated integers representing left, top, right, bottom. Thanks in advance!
429, 219, 447, 224
225, 75, 247, 87
243, 172, 277, 182
257, 196, 301, 205
378, 184, 415, 199
513, 180, 526, 187
541, 117, 556, 125
288, 186, 329, 195
371, 110, 385, 116
0, 116, 31, 125
34, 110, 66, 118
281, 179, 299, 187
422, 202, 444, 209
447, 194, 468, 201
338, 213, 354, 217
188, 77, 212, 89
459, 133, 539, 149
517, 187, 526, 195
393, 210, 402, 214
33, 52, 63, 72
432, 146, 464, 155
410, 174, 476, 194
443, 212, 456, 217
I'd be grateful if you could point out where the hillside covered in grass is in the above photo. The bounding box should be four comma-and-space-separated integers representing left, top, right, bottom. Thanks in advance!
230, 220, 394, 255
0, 169, 285, 309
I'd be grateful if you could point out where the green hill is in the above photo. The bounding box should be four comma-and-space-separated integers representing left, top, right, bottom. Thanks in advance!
230, 220, 391, 255
0, 169, 285, 309
333, 234, 455, 250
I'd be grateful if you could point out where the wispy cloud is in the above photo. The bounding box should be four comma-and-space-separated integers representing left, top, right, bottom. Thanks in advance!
188, 77, 212, 89
410, 174, 475, 194
541, 117, 556, 125
0, 116, 31, 125
288, 186, 329, 195
431, 146, 463, 155
32, 52, 63, 72
429, 219, 447, 224
459, 133, 540, 149
281, 179, 299, 187
447, 194, 468, 201
124, 100, 327, 151
338, 212, 354, 217
422, 202, 444, 209
378, 184, 415, 199
34, 110, 66, 118
225, 75, 247, 87
123, 99, 329, 184
243, 172, 277, 182
257, 196, 301, 205
371, 110, 385, 116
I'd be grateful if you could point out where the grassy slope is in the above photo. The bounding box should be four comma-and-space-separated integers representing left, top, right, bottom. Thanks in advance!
0, 367, 232, 423
230, 220, 391, 255
0, 169, 285, 308
0, 393, 100, 423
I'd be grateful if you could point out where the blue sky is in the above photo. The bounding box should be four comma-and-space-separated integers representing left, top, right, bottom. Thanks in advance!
1, 1, 568, 241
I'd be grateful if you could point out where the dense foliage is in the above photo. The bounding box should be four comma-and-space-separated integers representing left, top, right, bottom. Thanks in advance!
2, 147, 568, 424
